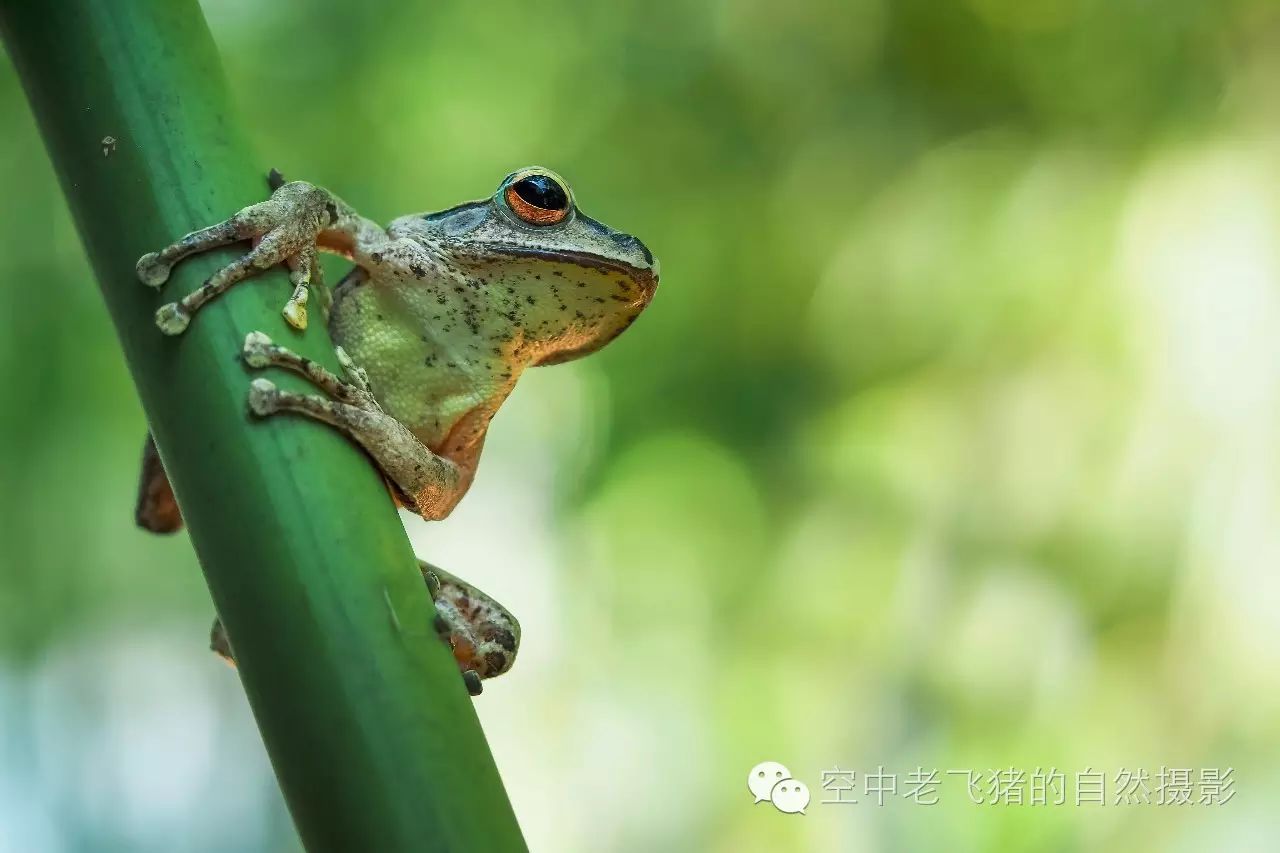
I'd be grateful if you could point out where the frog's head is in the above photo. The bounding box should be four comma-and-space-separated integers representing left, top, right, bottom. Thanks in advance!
399, 167, 659, 366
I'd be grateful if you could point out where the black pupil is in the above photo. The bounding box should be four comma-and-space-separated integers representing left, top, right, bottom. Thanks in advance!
512, 175, 568, 211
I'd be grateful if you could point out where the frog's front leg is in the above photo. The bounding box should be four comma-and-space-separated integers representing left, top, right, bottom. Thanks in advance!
240, 332, 469, 520
136, 177, 391, 335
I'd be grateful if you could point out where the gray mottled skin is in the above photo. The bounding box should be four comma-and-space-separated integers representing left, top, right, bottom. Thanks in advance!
135, 167, 658, 693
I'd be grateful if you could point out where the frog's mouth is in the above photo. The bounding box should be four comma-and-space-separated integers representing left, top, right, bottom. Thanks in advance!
487, 245, 659, 298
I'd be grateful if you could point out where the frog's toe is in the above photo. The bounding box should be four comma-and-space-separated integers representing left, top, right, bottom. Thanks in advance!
136, 252, 171, 288
246, 378, 280, 416
282, 297, 308, 331
155, 302, 190, 335
334, 346, 372, 392
462, 670, 483, 696
241, 331, 276, 368
424, 569, 443, 600
281, 248, 314, 332
210, 618, 235, 664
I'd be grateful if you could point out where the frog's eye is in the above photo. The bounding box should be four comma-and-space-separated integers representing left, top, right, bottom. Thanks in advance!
504, 171, 571, 226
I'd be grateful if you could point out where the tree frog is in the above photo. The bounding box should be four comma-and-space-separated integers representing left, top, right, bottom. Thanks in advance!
132, 167, 659, 694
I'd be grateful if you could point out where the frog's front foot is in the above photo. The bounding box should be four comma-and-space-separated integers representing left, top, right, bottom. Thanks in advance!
243, 330, 374, 410
241, 330, 389, 457
239, 331, 462, 519
135, 178, 330, 335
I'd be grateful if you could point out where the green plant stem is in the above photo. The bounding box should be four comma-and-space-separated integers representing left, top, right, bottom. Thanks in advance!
0, 1, 526, 850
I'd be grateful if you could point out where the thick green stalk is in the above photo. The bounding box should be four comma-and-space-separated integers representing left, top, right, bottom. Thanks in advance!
0, 2, 526, 850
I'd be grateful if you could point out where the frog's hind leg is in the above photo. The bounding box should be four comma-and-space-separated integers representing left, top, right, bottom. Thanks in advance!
207, 559, 518, 699
135, 432, 184, 533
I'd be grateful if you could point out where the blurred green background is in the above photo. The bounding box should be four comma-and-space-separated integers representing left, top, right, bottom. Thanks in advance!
2, 0, 1279, 850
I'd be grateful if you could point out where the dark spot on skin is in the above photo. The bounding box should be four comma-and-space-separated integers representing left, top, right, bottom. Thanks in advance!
484, 651, 507, 674
325, 201, 338, 225
485, 627, 516, 650
371, 252, 383, 263
411, 265, 426, 278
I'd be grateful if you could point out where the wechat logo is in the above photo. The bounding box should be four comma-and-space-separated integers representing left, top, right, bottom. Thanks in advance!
748, 761, 810, 815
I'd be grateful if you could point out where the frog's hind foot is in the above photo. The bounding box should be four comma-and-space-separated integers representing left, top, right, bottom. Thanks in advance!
462, 671, 484, 696
210, 618, 234, 665
136, 180, 337, 335
422, 561, 520, 695
208, 559, 509, 699
135, 432, 184, 533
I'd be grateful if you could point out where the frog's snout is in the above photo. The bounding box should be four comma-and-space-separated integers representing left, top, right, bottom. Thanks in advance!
641, 256, 660, 300
601, 227, 657, 285
610, 231, 654, 267
626, 238, 659, 297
